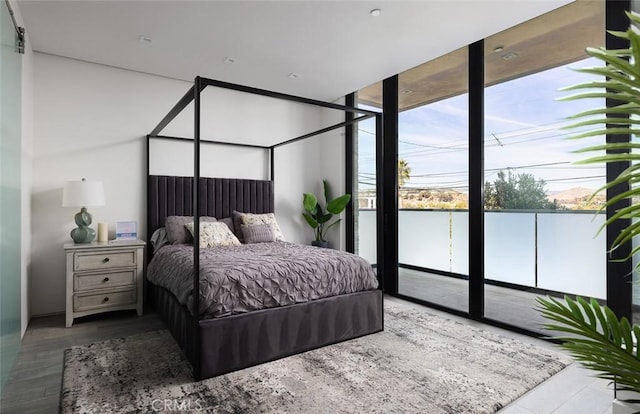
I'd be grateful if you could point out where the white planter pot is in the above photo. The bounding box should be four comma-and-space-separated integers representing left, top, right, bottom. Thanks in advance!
612, 399, 640, 414
612, 390, 640, 414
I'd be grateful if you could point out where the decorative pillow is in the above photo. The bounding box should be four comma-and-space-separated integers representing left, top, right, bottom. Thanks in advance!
165, 216, 216, 244
232, 211, 246, 243
218, 217, 235, 234
241, 224, 276, 244
234, 211, 285, 241
184, 222, 241, 248
150, 227, 169, 253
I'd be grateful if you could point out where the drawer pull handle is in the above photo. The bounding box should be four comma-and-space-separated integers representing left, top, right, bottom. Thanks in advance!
103, 257, 110, 263
103, 297, 109, 303
103, 277, 110, 283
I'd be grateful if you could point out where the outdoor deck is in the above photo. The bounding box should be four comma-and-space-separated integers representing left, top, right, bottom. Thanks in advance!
399, 268, 553, 335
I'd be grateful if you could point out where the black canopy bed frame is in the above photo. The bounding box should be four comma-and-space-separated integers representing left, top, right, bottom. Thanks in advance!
147, 76, 384, 381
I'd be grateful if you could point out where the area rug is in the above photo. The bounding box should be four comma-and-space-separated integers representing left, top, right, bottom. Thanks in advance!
61, 300, 571, 414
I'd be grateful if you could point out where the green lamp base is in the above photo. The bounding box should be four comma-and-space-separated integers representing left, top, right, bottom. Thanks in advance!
70, 207, 96, 243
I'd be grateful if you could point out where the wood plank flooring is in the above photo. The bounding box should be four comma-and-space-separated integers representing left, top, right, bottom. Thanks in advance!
1, 297, 614, 414
0, 310, 165, 414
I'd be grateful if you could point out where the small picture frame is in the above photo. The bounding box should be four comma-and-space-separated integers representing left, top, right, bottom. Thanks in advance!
115, 221, 137, 241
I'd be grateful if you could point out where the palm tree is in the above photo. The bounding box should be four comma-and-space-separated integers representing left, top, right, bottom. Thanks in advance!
398, 159, 411, 188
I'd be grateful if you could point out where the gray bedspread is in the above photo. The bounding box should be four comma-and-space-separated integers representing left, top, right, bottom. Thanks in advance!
147, 242, 379, 318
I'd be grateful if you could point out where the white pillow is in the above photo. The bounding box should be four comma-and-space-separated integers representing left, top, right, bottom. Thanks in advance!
184, 222, 241, 248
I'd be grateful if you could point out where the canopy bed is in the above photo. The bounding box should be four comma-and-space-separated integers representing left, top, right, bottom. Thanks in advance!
146, 77, 384, 381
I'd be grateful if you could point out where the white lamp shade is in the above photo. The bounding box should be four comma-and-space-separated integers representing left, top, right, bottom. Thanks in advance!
62, 180, 105, 207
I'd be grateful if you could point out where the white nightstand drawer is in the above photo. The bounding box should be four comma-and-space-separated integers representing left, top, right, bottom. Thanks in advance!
74, 270, 135, 292
74, 250, 136, 271
73, 288, 136, 312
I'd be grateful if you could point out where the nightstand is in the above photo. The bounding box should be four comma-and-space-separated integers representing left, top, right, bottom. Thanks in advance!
64, 240, 145, 327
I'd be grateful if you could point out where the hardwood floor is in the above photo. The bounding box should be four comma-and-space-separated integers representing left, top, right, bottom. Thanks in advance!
0, 310, 165, 414
1, 298, 613, 414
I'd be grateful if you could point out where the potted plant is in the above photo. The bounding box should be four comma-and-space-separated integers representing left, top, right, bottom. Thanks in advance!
302, 180, 351, 248
537, 10, 640, 412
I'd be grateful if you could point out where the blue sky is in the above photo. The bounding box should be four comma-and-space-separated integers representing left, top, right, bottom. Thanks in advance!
357, 56, 606, 194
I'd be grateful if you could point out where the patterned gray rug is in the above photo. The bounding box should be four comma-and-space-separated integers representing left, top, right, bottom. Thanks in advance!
61, 300, 571, 413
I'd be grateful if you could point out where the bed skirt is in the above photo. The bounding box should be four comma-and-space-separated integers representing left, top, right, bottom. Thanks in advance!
152, 284, 384, 379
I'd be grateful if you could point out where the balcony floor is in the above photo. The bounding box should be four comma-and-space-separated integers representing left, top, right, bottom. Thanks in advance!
398, 268, 552, 335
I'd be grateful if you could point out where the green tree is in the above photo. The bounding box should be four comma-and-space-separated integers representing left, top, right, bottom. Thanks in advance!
484, 170, 559, 210
398, 159, 411, 188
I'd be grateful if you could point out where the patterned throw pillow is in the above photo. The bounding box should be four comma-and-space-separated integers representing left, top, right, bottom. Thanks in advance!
165, 216, 216, 244
184, 222, 241, 248
241, 223, 276, 244
234, 211, 285, 241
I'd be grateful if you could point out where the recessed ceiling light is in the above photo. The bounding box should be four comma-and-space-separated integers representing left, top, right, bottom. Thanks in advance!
493, 46, 504, 53
138, 35, 152, 44
401, 89, 414, 95
287, 72, 300, 79
501, 51, 519, 61
223, 57, 237, 64
370, 8, 382, 17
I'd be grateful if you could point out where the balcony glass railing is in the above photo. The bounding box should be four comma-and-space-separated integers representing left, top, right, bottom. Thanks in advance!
358, 209, 607, 299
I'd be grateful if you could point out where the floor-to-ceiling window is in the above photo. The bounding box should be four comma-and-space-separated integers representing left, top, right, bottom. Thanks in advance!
353, 88, 380, 265
394, 47, 469, 312
1, 0, 23, 389
352, 0, 633, 333
483, 0, 606, 332
357, 50, 471, 311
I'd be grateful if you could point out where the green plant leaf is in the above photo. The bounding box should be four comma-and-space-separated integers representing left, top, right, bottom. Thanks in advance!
316, 213, 333, 224
537, 296, 640, 393
323, 180, 332, 205
564, 118, 640, 131
574, 142, 640, 153
327, 194, 351, 214
302, 213, 318, 229
303, 193, 318, 213
565, 104, 640, 119
565, 127, 640, 140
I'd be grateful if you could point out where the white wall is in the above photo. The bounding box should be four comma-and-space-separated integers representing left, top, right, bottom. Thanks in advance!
274, 137, 322, 245
31, 53, 328, 315
274, 100, 349, 249
317, 100, 348, 251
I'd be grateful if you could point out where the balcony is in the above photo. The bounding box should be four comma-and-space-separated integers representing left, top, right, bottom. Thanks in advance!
357, 208, 619, 332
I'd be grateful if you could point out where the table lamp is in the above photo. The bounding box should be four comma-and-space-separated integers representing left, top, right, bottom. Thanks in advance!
62, 178, 105, 243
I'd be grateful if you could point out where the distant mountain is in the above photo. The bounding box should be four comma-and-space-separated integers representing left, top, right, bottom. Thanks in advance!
359, 186, 605, 210
546, 187, 604, 209
546, 187, 594, 202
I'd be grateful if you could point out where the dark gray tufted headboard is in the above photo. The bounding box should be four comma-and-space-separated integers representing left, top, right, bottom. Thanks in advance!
147, 175, 274, 243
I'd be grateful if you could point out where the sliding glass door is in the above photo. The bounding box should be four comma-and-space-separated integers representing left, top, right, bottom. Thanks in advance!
483, 0, 606, 332
352, 0, 635, 334
394, 47, 469, 312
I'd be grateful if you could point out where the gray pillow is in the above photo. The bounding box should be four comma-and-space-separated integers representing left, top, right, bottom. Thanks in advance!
241, 223, 276, 244
232, 211, 245, 243
219, 217, 235, 234
165, 216, 216, 244
150, 227, 169, 253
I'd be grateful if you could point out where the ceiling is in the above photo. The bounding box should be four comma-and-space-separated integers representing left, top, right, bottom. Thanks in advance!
359, 0, 604, 110
18, 0, 574, 103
